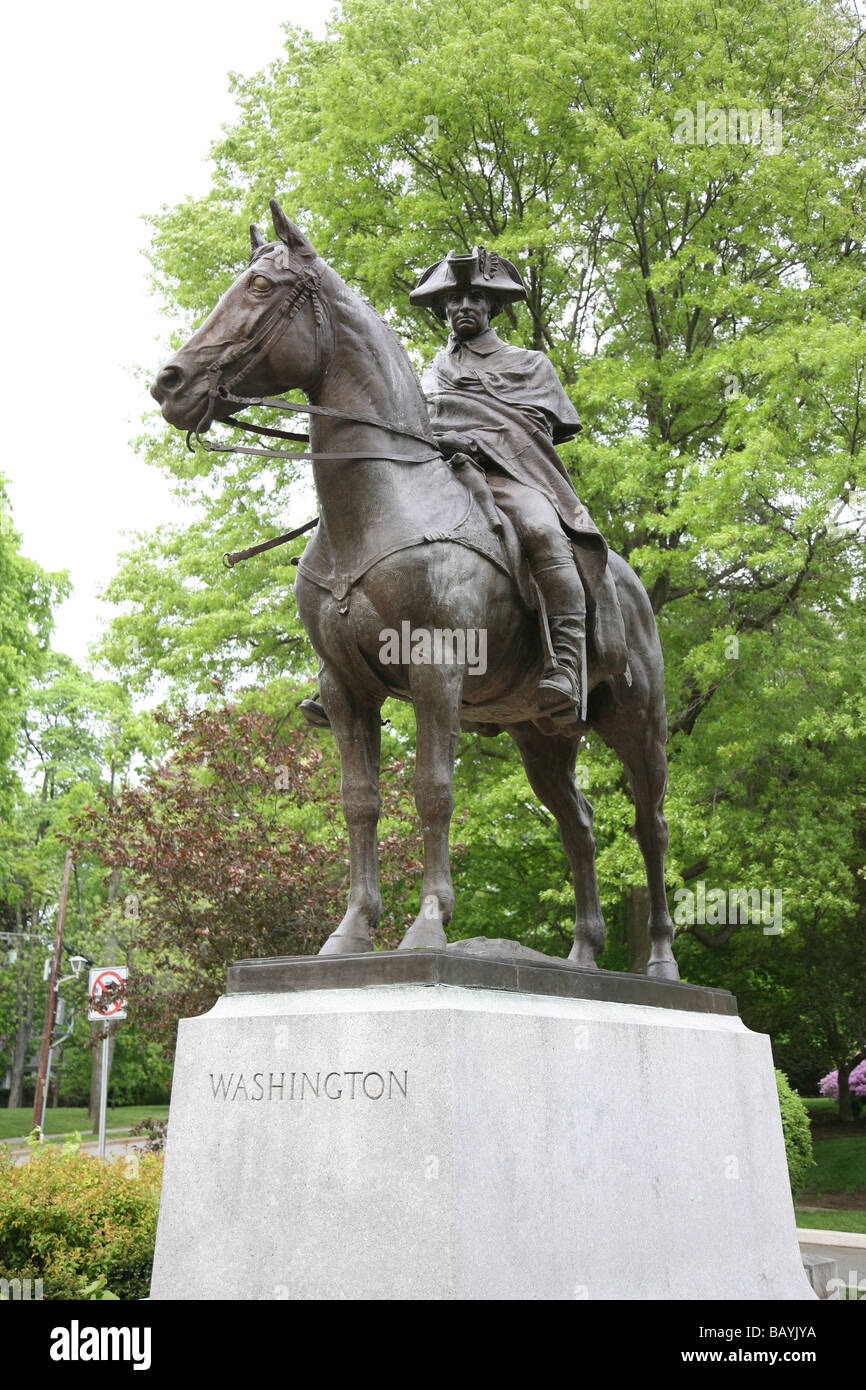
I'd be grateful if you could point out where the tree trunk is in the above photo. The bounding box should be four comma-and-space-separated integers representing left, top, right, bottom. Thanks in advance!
626, 884, 651, 975
838, 1062, 855, 1124
7, 915, 36, 1109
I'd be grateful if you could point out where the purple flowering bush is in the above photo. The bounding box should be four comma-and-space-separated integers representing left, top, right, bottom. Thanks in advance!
818, 1060, 866, 1100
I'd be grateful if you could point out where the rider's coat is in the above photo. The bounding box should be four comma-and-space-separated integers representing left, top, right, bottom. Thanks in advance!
421, 327, 607, 593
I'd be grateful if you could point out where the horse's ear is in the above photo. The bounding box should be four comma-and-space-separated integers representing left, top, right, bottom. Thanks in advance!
249, 224, 266, 254
269, 198, 316, 261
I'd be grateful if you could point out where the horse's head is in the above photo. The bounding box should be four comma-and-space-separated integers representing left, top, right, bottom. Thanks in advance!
150, 200, 325, 432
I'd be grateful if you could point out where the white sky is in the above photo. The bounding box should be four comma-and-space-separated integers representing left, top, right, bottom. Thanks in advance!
1, 1, 336, 671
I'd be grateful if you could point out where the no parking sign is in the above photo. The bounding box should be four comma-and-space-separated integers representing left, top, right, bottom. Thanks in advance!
87, 966, 128, 1022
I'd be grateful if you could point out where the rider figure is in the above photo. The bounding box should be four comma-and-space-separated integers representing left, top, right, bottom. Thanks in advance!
410, 247, 607, 722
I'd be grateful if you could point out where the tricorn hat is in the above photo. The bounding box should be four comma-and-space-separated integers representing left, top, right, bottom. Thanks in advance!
410, 246, 528, 320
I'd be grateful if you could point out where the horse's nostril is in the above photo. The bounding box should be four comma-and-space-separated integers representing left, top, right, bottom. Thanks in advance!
156, 365, 184, 396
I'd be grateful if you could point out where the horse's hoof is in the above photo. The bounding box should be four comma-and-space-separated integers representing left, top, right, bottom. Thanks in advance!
647, 957, 681, 982
318, 932, 374, 956
397, 921, 448, 951
567, 945, 598, 970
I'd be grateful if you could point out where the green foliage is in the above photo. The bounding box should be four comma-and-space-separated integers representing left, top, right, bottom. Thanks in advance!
53, 1023, 172, 1108
0, 483, 68, 819
0, 651, 158, 1112
76, 1274, 120, 1300
74, 0, 866, 1108
103, 0, 865, 983
776, 1069, 815, 1200
118, 0, 866, 691
72, 693, 428, 1048
0, 1144, 163, 1300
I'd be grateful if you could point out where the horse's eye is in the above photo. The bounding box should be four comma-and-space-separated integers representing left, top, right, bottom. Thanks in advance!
251, 275, 271, 291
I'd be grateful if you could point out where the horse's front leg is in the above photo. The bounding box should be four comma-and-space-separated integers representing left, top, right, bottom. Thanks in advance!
398, 664, 464, 950
317, 667, 384, 956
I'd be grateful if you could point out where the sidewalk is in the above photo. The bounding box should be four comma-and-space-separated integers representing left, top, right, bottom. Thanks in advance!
4, 1129, 148, 1165
798, 1229, 866, 1286
2, 1125, 133, 1145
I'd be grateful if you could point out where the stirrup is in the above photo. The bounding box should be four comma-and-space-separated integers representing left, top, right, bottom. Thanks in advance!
299, 696, 331, 729
536, 668, 581, 720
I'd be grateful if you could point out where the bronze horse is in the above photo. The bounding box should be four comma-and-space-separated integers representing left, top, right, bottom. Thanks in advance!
151, 200, 680, 980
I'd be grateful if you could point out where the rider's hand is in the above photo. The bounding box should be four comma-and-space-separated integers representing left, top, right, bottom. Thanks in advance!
435, 430, 476, 458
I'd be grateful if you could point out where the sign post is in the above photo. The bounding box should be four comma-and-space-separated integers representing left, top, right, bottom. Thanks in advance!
87, 967, 128, 1159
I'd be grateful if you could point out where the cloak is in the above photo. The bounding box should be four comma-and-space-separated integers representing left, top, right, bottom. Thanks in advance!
422, 328, 606, 592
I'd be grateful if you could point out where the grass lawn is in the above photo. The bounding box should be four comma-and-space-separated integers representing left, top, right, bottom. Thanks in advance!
795, 1103, 866, 1221
803, 1096, 839, 1120
796, 1208, 866, 1234
807, 1135, 866, 1195
0, 1105, 169, 1143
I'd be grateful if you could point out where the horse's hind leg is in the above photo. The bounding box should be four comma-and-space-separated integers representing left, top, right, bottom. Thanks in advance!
594, 701, 680, 981
398, 665, 463, 951
317, 667, 384, 956
509, 722, 606, 968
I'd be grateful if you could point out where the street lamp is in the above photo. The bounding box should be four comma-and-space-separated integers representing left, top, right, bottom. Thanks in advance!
38, 953, 91, 1134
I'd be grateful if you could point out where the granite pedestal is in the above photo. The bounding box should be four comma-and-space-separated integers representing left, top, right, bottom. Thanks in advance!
149, 948, 814, 1300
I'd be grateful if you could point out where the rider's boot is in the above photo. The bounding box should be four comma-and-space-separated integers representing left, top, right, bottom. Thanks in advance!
537, 615, 586, 721
534, 563, 587, 723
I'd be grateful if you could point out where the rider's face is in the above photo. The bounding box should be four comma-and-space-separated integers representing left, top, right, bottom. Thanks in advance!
443, 289, 492, 340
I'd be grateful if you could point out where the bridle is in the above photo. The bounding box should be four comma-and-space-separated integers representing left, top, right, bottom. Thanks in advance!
189, 250, 439, 465
193, 260, 326, 438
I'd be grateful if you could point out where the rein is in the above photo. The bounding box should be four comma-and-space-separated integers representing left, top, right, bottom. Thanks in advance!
189, 258, 439, 465
194, 251, 442, 566
190, 388, 441, 465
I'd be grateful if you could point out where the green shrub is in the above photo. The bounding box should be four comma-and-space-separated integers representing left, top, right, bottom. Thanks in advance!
55, 1023, 172, 1108
0, 1141, 163, 1300
776, 1069, 815, 1200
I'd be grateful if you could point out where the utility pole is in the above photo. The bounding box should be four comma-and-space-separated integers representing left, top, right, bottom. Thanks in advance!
31, 851, 73, 1132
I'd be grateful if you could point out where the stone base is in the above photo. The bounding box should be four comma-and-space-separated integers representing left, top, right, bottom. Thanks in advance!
150, 952, 814, 1300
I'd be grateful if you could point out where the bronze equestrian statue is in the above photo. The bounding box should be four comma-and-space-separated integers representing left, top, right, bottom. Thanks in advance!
151, 199, 680, 981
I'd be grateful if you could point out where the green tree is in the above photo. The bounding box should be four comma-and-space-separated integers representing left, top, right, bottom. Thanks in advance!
0, 485, 67, 817
0, 657, 146, 1109
0, 490, 69, 1108
71, 693, 428, 1053
99, 0, 864, 1001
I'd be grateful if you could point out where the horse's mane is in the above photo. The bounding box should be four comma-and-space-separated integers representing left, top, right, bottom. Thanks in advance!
247, 238, 433, 424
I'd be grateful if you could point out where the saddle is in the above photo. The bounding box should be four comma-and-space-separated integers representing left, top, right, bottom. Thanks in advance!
295, 453, 630, 700
449, 453, 629, 682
